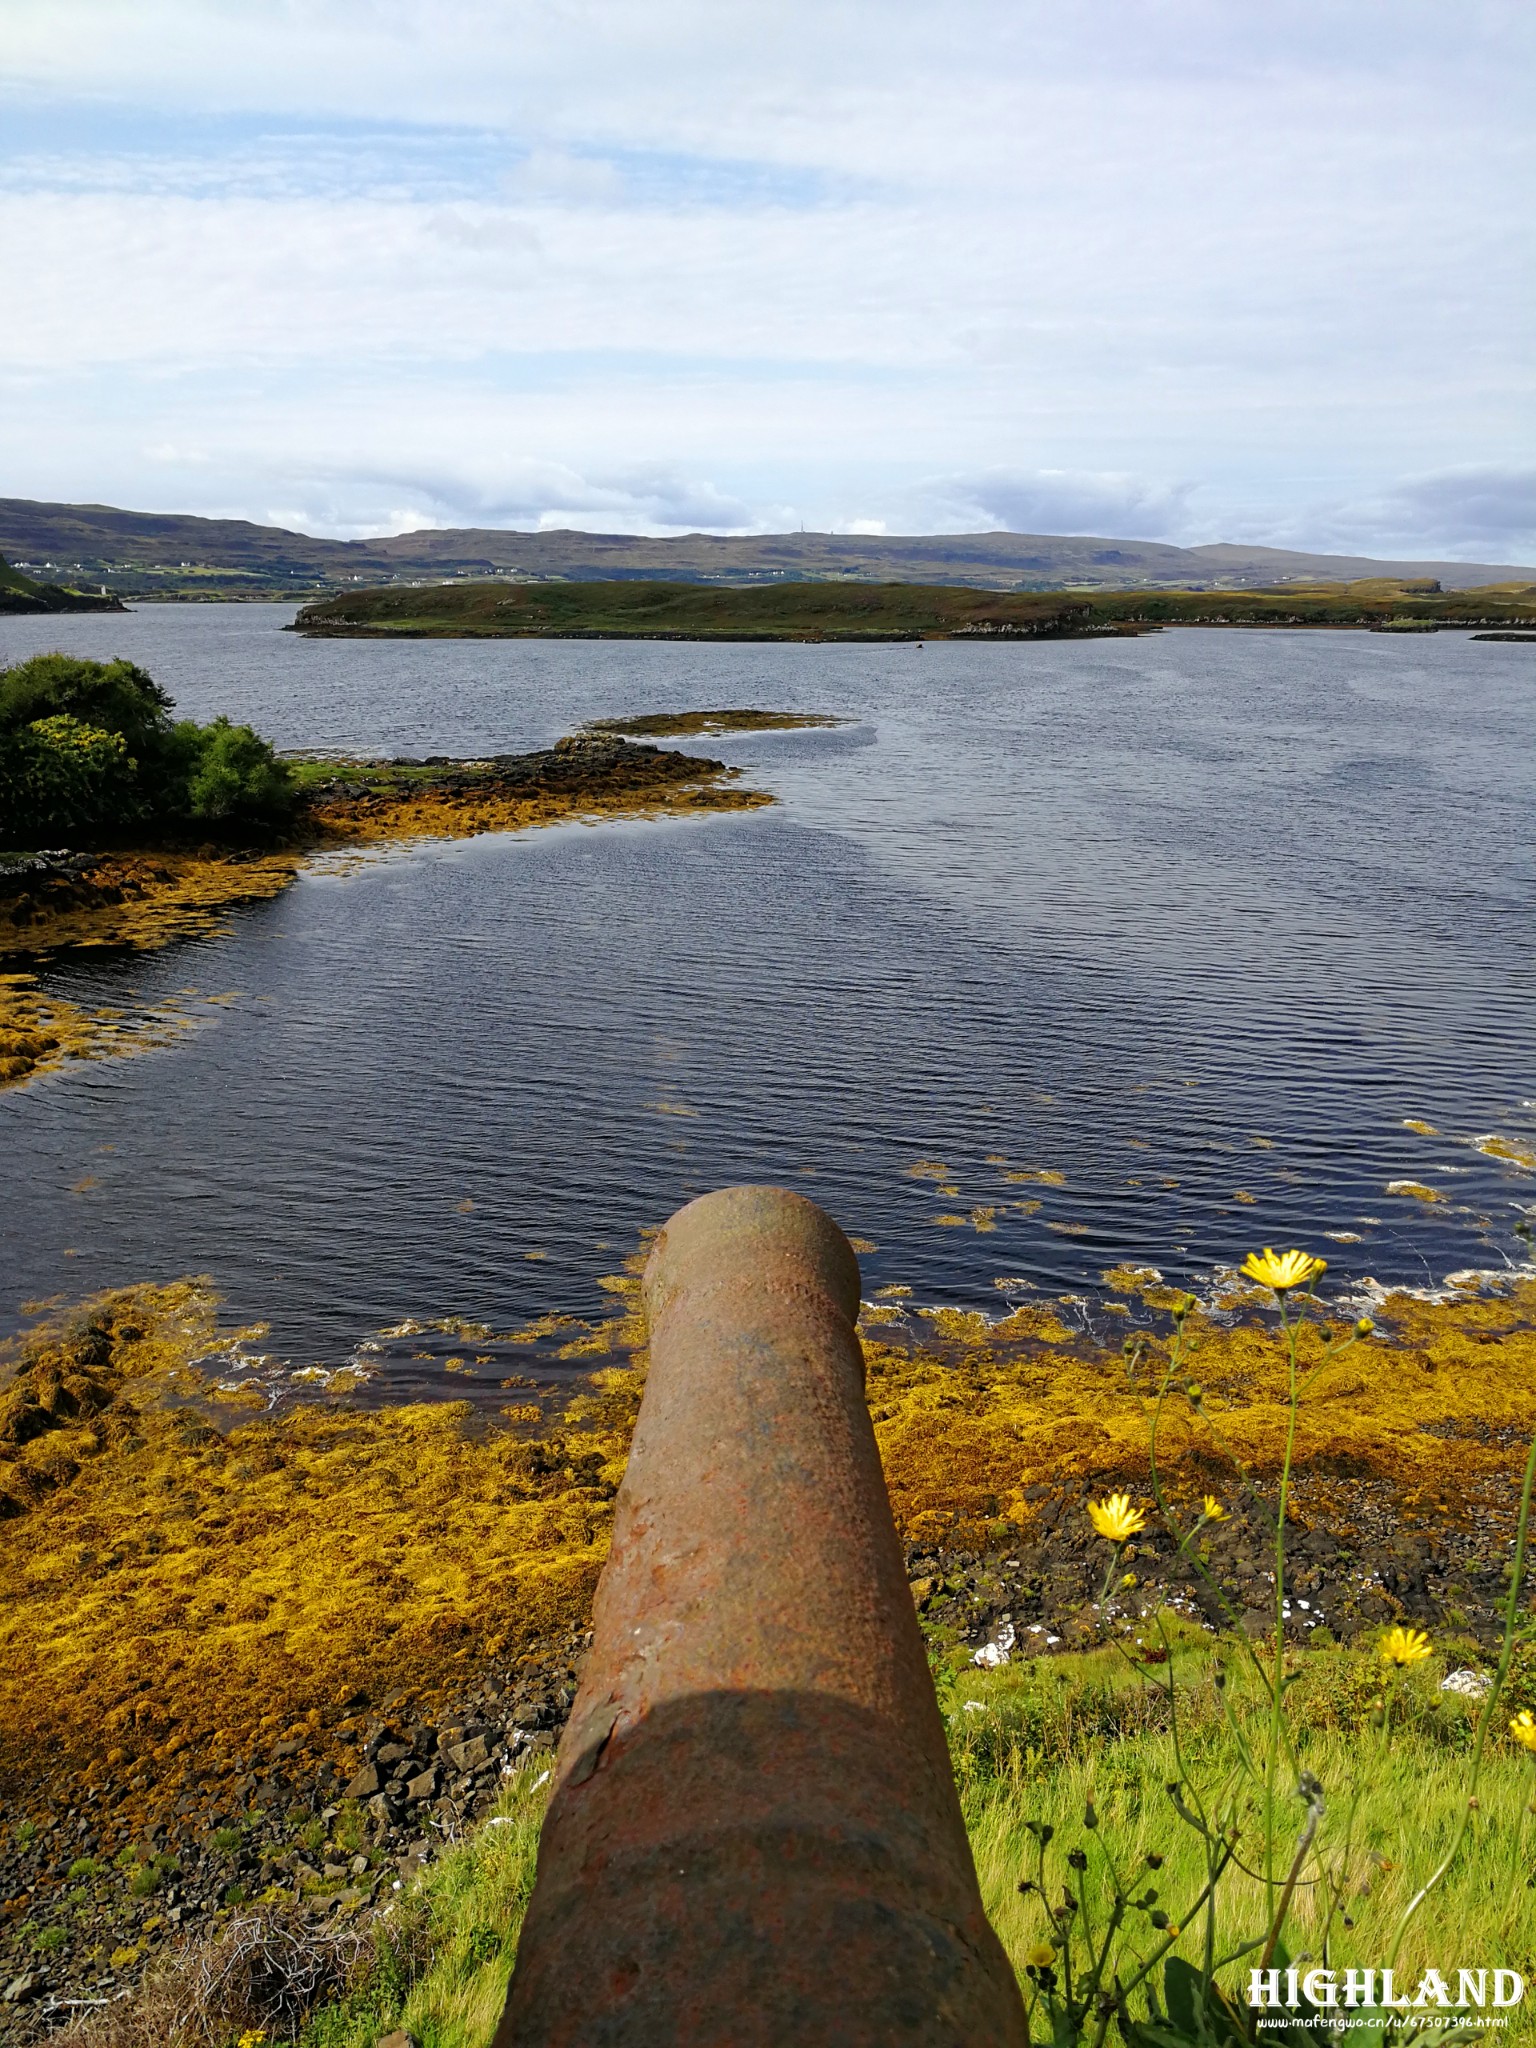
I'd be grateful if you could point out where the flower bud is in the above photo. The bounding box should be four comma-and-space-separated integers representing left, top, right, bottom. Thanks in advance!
1355, 1317, 1375, 1337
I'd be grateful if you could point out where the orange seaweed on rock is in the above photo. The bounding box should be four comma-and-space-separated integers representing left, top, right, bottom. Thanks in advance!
865, 1277, 1536, 1550
0, 1284, 643, 1835
0, 970, 194, 1088
1, 852, 300, 966
306, 752, 769, 851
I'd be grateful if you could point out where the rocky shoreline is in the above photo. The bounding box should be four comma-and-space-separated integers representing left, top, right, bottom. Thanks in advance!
0, 1635, 585, 2034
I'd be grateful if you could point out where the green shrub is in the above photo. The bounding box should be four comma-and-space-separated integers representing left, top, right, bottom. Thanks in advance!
0, 653, 170, 752
173, 715, 294, 824
0, 714, 140, 840
0, 653, 293, 848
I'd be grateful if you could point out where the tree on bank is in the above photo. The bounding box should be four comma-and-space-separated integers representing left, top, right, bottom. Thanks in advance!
0, 654, 294, 847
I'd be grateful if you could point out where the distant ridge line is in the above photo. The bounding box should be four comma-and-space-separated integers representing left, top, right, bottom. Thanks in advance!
0, 495, 1530, 598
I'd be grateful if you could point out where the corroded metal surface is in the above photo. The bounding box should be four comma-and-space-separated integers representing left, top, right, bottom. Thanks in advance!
497, 1185, 1025, 2046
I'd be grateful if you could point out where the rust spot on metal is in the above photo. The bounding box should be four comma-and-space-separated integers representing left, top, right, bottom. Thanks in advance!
497, 1185, 1025, 2045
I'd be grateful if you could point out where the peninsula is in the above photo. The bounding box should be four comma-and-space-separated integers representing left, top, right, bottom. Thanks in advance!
0, 652, 777, 1090
0, 553, 123, 616
293, 575, 1536, 641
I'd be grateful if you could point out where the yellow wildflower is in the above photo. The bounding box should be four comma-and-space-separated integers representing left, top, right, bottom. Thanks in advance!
1510, 1712, 1536, 1754
1241, 1247, 1327, 1292
1025, 1941, 1057, 1970
1088, 1493, 1146, 1543
1200, 1494, 1227, 1522
1379, 1626, 1432, 1669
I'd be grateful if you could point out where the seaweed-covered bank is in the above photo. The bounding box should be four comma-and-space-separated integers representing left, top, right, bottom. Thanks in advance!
0, 730, 773, 1089
1, 1257, 1533, 2027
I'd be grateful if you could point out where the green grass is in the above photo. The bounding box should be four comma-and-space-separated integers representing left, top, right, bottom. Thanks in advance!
281, 756, 469, 788
949, 1644, 1536, 2010
297, 1768, 545, 2048
278, 1639, 1536, 2046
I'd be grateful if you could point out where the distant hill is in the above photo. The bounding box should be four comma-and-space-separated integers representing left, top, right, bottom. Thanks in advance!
0, 552, 125, 616
293, 576, 1536, 642
0, 495, 1530, 600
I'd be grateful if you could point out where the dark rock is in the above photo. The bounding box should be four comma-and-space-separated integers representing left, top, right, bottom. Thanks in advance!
345, 1764, 381, 1799
404, 1767, 438, 1803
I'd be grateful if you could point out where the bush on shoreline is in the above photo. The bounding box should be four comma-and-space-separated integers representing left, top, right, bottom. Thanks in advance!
0, 653, 294, 848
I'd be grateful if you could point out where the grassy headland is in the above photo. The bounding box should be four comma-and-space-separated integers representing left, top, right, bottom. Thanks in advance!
0, 652, 775, 1089
293, 575, 1536, 641
0, 555, 123, 617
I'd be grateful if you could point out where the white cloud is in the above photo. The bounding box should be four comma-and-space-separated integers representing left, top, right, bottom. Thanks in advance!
235, 459, 755, 540
499, 149, 628, 208
1256, 468, 1536, 566
1, 1, 1532, 547
920, 470, 1195, 543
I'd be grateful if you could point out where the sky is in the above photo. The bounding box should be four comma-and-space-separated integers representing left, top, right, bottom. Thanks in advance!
3, 0, 1534, 558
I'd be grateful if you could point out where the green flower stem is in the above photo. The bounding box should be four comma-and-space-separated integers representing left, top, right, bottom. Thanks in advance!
1258, 1780, 1325, 1971
1387, 1417, 1536, 1971
1265, 1292, 1304, 1912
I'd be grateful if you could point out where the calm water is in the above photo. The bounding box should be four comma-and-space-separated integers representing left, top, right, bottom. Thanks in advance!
2, 604, 1533, 1391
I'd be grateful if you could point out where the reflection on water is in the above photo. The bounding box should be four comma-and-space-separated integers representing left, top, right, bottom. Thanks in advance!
2, 604, 1532, 1390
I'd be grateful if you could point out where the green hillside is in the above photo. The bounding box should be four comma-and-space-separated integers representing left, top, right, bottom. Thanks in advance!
4, 496, 1534, 598
293, 575, 1536, 641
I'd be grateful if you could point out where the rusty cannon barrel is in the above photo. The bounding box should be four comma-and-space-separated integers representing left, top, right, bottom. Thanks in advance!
496, 1184, 1025, 2046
